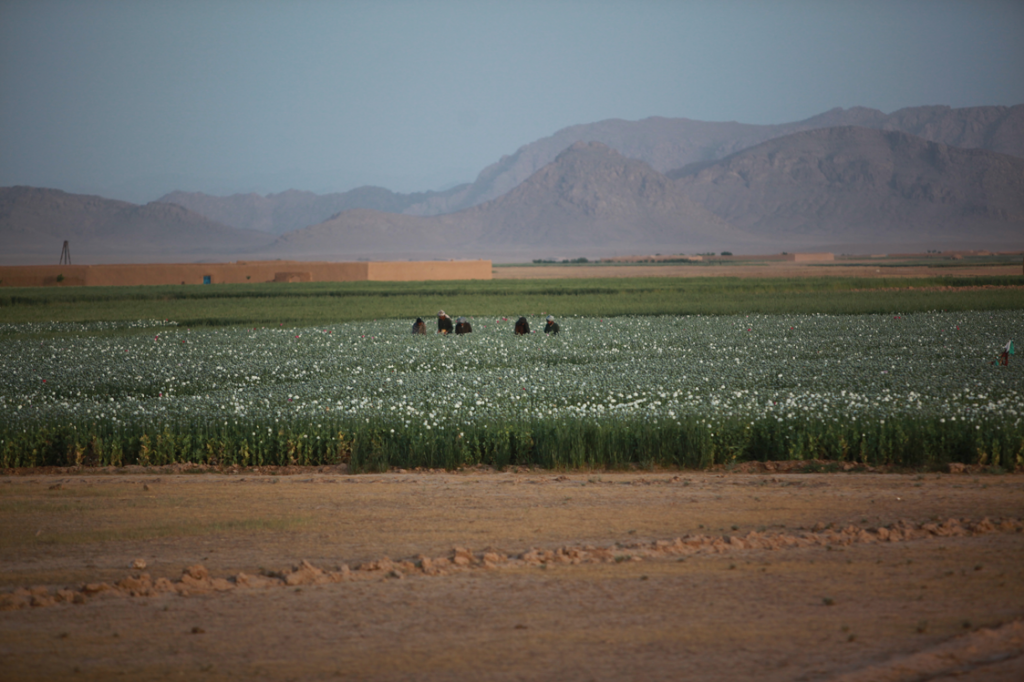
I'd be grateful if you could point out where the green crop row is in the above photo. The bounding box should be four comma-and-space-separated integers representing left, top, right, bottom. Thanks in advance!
2, 413, 1021, 473
1, 275, 1022, 327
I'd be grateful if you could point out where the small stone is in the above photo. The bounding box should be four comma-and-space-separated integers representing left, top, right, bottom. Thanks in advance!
284, 560, 328, 586
182, 565, 209, 581
81, 582, 114, 596
30, 594, 56, 608
131, 558, 147, 570
117, 574, 152, 592
54, 589, 77, 603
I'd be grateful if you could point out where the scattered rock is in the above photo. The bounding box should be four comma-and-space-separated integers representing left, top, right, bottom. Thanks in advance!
182, 565, 209, 581
282, 560, 330, 586
30, 594, 56, 608
6, 513, 1024, 612
116, 574, 152, 593
973, 518, 996, 534
233, 572, 279, 589
451, 547, 474, 567
80, 582, 115, 596
54, 589, 77, 603
358, 558, 394, 573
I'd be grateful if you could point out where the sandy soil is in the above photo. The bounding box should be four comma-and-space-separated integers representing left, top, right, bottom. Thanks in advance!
493, 262, 1024, 279
1, 469, 1023, 681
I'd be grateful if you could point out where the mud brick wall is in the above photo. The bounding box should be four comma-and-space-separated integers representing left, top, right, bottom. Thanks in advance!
0, 260, 492, 287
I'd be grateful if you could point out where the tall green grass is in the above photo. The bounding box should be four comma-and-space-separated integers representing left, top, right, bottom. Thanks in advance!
3, 413, 1020, 472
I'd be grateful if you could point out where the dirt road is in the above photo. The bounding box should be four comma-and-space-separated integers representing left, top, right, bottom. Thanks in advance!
2, 469, 1023, 681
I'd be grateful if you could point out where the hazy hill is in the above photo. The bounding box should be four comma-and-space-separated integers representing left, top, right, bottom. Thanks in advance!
879, 105, 1024, 155
0, 187, 275, 265
158, 105, 1024, 236
670, 126, 1024, 245
158, 185, 465, 235
402, 104, 1024, 216
466, 141, 732, 249
267, 208, 478, 260
6, 105, 1023, 265
264, 142, 752, 260
266, 129, 1024, 259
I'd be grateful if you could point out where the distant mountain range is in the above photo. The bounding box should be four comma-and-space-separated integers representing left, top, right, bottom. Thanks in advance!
0, 187, 274, 263
2, 104, 1022, 265
267, 141, 741, 260
264, 130, 1024, 260
670, 126, 1024, 241
161, 104, 1024, 231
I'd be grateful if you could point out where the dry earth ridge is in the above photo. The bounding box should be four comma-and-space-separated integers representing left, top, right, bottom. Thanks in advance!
4, 514, 1021, 611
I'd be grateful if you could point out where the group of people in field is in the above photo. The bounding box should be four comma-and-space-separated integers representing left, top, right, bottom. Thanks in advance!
411, 311, 559, 335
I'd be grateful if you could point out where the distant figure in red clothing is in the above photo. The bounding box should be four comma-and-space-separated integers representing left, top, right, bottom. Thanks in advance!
994, 340, 1013, 366
1000, 340, 1014, 366
514, 317, 530, 335
455, 317, 472, 334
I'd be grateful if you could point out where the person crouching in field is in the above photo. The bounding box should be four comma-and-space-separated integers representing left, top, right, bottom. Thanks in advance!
544, 315, 559, 334
455, 317, 472, 334
437, 310, 454, 335
514, 317, 530, 335
411, 317, 427, 335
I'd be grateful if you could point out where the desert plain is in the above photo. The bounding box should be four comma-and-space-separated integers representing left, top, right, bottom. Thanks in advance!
1, 465, 1023, 682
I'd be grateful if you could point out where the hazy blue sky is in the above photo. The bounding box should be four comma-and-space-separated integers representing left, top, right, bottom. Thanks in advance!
2, 0, 1023, 202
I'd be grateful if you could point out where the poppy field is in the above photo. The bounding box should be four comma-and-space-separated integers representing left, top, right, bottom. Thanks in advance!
1, 309, 1021, 471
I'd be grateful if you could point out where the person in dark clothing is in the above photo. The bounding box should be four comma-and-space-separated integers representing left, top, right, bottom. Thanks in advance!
437, 310, 453, 335
544, 315, 560, 334
411, 317, 427, 335
454, 317, 472, 334
514, 316, 530, 335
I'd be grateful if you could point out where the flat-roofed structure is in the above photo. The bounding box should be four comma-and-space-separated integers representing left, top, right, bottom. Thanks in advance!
784, 253, 834, 262
0, 259, 492, 287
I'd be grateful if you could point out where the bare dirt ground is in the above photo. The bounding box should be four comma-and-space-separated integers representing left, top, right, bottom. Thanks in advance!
493, 261, 1024, 279
2, 468, 1023, 681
